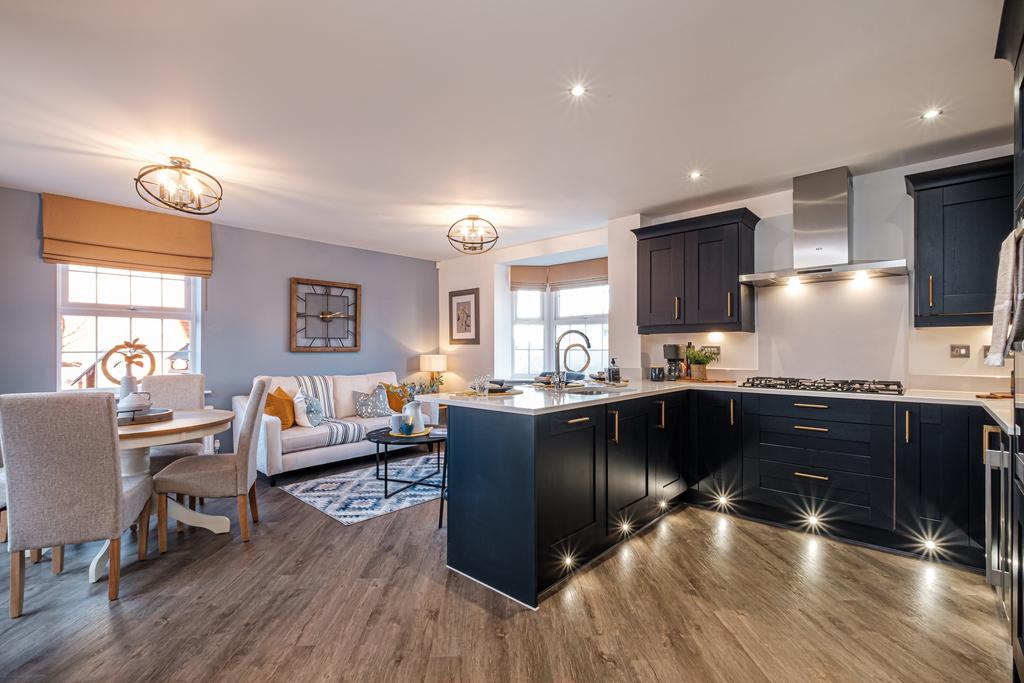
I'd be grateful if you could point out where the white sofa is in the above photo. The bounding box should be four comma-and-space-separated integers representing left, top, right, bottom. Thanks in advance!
232, 372, 439, 484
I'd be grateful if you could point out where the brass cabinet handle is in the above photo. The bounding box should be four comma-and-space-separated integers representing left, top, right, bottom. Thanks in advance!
674, 296, 680, 320
727, 291, 733, 317
794, 425, 829, 433
729, 399, 735, 426
904, 409, 910, 444
982, 424, 1002, 463
610, 409, 620, 444
657, 400, 666, 429
794, 471, 829, 481
566, 416, 590, 425
793, 403, 828, 409
928, 275, 934, 308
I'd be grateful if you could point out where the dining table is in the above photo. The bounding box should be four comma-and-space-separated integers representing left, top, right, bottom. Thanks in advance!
86, 409, 235, 583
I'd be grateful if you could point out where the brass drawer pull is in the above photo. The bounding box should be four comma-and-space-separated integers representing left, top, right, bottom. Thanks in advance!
566, 417, 590, 425
610, 410, 620, 444
657, 400, 666, 429
794, 425, 829, 433
904, 409, 910, 444
928, 275, 934, 308
729, 399, 735, 426
674, 296, 680, 320
793, 403, 828, 409
727, 291, 733, 317
794, 471, 829, 481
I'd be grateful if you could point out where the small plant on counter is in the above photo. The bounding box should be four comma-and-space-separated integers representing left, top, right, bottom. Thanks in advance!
685, 346, 718, 381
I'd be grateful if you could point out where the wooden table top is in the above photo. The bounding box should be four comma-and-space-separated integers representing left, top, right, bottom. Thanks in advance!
117, 409, 234, 442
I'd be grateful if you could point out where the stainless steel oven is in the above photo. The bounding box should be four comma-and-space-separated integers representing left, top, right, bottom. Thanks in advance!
1012, 342, 1024, 677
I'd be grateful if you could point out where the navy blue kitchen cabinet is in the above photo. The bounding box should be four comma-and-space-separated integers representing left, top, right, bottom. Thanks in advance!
688, 390, 743, 505
906, 157, 1013, 328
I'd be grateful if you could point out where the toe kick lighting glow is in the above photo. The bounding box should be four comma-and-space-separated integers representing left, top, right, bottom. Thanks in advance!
807, 515, 820, 527
717, 495, 729, 507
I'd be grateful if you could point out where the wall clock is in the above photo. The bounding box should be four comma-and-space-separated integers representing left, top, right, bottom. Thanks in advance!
290, 277, 361, 352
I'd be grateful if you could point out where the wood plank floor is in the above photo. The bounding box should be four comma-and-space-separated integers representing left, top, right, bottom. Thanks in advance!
0, 453, 1011, 682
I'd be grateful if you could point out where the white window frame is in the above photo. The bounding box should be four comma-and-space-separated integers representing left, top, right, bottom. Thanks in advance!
56, 264, 202, 390
510, 285, 609, 380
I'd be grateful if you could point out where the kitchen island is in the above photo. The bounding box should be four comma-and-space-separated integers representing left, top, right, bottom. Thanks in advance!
422, 381, 1012, 608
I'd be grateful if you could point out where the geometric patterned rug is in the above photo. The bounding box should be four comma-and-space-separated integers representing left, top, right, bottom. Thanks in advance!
281, 453, 444, 525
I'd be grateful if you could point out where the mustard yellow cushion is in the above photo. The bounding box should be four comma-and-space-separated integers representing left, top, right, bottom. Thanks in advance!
380, 382, 410, 413
264, 386, 296, 429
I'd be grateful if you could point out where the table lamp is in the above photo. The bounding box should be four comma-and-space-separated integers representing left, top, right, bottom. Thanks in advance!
419, 354, 448, 389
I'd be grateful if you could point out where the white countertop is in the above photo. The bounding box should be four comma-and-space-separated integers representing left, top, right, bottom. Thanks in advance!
419, 381, 1016, 433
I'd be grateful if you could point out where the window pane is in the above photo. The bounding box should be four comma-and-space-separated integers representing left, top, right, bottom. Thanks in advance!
130, 318, 162, 350
130, 275, 162, 308
61, 352, 99, 389
514, 323, 544, 349
67, 270, 96, 304
61, 315, 95, 352
515, 290, 542, 319
163, 318, 191, 354
162, 279, 186, 308
96, 273, 130, 305
529, 350, 545, 376
97, 316, 131, 354
513, 350, 530, 376
556, 285, 609, 317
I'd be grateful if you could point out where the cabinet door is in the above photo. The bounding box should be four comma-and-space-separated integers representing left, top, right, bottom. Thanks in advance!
606, 399, 652, 533
637, 235, 684, 326
684, 225, 739, 326
689, 391, 742, 503
650, 394, 687, 503
895, 403, 972, 547
916, 176, 1012, 323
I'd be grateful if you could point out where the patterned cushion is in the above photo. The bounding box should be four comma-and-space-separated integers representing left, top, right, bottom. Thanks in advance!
294, 376, 335, 418
279, 420, 366, 454
293, 391, 325, 428
354, 385, 393, 418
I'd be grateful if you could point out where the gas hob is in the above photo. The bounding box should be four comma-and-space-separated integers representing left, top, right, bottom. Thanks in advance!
739, 376, 905, 395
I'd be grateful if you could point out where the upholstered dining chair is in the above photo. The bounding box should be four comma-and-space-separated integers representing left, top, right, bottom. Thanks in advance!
140, 373, 206, 474
156, 378, 268, 551
0, 392, 153, 617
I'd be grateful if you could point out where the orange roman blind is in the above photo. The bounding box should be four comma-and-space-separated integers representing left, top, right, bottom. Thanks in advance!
42, 193, 213, 277
547, 257, 607, 290
509, 265, 549, 291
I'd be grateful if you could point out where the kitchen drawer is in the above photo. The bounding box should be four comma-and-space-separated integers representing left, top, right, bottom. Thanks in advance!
743, 393, 893, 426
743, 457, 895, 530
743, 414, 894, 478
543, 406, 605, 436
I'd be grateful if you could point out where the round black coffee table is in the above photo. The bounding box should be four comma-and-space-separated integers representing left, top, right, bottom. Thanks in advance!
365, 427, 446, 499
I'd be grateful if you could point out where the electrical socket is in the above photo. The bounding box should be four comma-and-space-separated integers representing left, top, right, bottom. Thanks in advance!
702, 345, 722, 358
949, 344, 970, 359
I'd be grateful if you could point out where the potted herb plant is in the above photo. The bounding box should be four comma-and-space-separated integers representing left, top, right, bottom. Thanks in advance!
685, 346, 718, 381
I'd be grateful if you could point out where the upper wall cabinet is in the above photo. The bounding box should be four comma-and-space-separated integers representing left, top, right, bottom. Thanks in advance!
632, 208, 758, 334
905, 157, 1013, 328
996, 0, 1024, 212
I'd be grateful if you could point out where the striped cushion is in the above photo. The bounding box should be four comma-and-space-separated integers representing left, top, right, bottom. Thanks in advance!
294, 376, 335, 419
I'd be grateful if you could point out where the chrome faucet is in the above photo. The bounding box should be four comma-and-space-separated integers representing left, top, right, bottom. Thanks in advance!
553, 329, 592, 390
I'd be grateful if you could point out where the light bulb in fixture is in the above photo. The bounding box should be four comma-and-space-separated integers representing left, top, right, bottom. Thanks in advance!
921, 108, 942, 120
570, 84, 586, 97
689, 170, 702, 180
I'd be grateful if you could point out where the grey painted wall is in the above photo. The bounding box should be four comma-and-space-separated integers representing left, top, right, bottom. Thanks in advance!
0, 188, 57, 394
0, 187, 440, 446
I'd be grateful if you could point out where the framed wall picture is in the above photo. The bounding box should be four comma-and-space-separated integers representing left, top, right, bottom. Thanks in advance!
290, 277, 361, 352
448, 288, 480, 345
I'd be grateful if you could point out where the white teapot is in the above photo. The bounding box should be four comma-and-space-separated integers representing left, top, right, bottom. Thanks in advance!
402, 400, 426, 433
117, 391, 151, 413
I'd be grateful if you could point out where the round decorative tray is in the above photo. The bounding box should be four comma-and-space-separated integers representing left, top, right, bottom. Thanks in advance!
117, 407, 174, 427
387, 426, 434, 438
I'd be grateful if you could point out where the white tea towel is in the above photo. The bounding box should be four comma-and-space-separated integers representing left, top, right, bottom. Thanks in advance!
987, 229, 1020, 366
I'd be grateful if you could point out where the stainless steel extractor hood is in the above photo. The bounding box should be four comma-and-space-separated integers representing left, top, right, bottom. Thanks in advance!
738, 166, 909, 286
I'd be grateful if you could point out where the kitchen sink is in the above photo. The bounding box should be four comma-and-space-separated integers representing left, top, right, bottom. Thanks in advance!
564, 387, 608, 395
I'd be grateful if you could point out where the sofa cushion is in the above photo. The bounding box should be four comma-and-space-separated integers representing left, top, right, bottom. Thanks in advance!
333, 372, 397, 417
279, 419, 366, 454
294, 376, 336, 418
380, 382, 411, 412
354, 386, 394, 418
264, 387, 296, 429
349, 416, 392, 433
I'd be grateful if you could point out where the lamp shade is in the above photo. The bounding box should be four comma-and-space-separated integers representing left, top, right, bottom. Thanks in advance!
420, 354, 448, 372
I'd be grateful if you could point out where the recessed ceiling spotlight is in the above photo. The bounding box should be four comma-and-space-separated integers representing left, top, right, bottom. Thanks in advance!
689, 170, 702, 180
921, 108, 942, 120
570, 84, 586, 97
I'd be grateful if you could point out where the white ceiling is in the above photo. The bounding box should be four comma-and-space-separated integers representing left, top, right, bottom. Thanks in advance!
0, 1, 1012, 262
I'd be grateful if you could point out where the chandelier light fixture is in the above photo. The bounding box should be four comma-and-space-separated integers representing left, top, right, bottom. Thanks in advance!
447, 215, 499, 254
134, 156, 223, 215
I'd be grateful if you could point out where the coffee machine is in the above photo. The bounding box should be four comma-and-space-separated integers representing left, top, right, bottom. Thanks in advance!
663, 344, 685, 381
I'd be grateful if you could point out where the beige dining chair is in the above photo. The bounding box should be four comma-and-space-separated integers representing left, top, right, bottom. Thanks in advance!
140, 373, 206, 474
0, 392, 153, 617
156, 378, 268, 551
